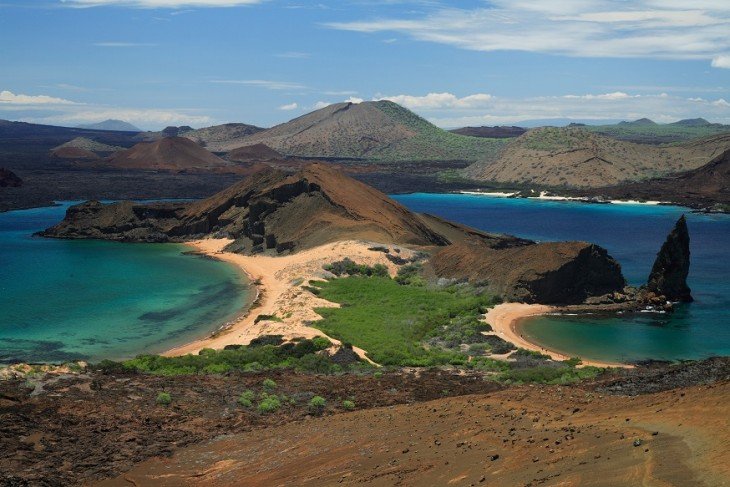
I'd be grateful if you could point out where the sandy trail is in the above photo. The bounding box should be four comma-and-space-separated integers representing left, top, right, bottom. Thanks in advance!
485, 303, 631, 368
164, 238, 415, 362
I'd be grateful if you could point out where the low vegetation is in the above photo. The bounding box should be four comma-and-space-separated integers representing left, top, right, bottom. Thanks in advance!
98, 337, 366, 376
311, 275, 499, 366
155, 392, 171, 405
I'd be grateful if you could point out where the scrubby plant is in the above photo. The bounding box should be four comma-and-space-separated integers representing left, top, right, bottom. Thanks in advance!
156, 392, 171, 405
262, 378, 277, 391
238, 390, 255, 407
309, 396, 326, 414
342, 400, 356, 410
257, 395, 281, 414
324, 258, 389, 278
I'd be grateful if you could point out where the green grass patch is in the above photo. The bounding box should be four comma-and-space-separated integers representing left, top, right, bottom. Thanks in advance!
500, 365, 602, 385
110, 337, 365, 376
311, 276, 497, 366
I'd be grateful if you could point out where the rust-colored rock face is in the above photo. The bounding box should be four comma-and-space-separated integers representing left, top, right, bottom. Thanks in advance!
107, 137, 227, 171
429, 238, 626, 304
42, 163, 631, 304
647, 215, 692, 302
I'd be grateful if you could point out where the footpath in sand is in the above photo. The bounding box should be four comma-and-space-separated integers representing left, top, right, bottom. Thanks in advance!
164, 238, 416, 361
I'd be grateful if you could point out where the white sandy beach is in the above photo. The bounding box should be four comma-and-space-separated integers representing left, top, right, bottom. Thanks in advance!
164, 239, 415, 363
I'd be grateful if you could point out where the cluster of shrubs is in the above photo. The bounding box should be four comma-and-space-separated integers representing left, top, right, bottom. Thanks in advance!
95, 336, 369, 376
324, 258, 389, 278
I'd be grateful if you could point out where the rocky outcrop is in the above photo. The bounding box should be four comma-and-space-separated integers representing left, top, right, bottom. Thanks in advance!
42, 163, 632, 305
0, 168, 22, 188
428, 238, 625, 304
646, 215, 692, 302
42, 164, 450, 252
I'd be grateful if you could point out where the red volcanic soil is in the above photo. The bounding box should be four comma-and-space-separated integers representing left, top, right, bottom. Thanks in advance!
227, 143, 282, 162
107, 137, 230, 172
100, 380, 729, 487
50, 146, 100, 160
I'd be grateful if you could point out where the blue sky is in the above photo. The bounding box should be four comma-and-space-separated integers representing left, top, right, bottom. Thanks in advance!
1, 0, 729, 129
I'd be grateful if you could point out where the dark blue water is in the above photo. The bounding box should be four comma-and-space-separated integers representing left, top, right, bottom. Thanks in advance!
0, 203, 249, 363
393, 193, 730, 362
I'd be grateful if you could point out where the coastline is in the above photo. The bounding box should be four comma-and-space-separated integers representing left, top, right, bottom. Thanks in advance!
164, 238, 416, 363
484, 303, 632, 368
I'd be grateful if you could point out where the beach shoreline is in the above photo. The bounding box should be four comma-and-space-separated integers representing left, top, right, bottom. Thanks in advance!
484, 303, 632, 368
163, 238, 414, 362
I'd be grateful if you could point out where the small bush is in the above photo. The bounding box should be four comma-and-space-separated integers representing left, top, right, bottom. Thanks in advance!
254, 314, 283, 323
262, 378, 277, 391
257, 395, 281, 414
373, 371, 383, 379
564, 357, 583, 367
309, 395, 326, 414
324, 258, 389, 278
342, 400, 356, 410
238, 390, 255, 407
311, 336, 332, 350
156, 392, 171, 405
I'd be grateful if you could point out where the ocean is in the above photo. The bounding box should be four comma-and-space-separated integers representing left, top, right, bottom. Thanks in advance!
393, 193, 730, 363
0, 203, 249, 363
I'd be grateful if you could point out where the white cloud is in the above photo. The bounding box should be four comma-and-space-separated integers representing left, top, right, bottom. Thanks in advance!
345, 96, 364, 104
0, 90, 77, 106
374, 92, 493, 109
210, 79, 307, 90
711, 55, 730, 68
31, 108, 212, 129
94, 42, 157, 47
278, 102, 298, 110
326, 1, 730, 67
61, 0, 262, 8
313, 101, 331, 109
363, 90, 730, 126
275, 51, 311, 59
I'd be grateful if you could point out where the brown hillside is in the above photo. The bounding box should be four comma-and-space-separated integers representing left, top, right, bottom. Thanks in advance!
220, 102, 416, 155
428, 237, 625, 304
107, 137, 230, 172
578, 148, 730, 207
227, 143, 282, 162
182, 122, 264, 148
50, 146, 100, 161
464, 128, 730, 188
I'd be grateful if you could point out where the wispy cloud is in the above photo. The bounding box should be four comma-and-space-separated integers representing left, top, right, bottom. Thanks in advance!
61, 0, 263, 8
275, 51, 311, 59
326, 1, 730, 68
94, 41, 157, 47
278, 102, 298, 110
370, 91, 730, 126
210, 79, 308, 90
0, 90, 78, 106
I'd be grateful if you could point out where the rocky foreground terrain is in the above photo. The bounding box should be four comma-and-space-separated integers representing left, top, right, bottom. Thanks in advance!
1, 359, 727, 486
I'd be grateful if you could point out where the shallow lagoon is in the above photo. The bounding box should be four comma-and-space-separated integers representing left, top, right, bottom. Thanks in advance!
0, 203, 249, 363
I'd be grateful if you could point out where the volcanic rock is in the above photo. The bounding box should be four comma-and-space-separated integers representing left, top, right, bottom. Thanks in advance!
227, 143, 283, 162
0, 168, 22, 188
428, 238, 626, 304
646, 215, 692, 302
50, 146, 101, 160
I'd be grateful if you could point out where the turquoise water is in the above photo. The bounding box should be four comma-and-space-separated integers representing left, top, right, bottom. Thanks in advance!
393, 194, 730, 363
0, 203, 249, 363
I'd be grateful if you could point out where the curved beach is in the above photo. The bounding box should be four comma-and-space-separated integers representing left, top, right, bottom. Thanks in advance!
484, 303, 632, 368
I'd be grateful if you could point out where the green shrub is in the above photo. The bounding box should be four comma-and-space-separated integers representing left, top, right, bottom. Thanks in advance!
254, 314, 283, 323
156, 392, 172, 405
202, 363, 231, 374
309, 396, 326, 414
238, 390, 255, 407
324, 258, 389, 278
257, 395, 281, 414
373, 371, 383, 379
500, 366, 602, 384
342, 400, 356, 410
311, 336, 332, 350
563, 357, 583, 367
262, 378, 277, 391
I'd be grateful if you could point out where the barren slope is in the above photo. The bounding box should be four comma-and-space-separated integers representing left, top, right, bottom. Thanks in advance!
464, 128, 730, 188
107, 136, 231, 172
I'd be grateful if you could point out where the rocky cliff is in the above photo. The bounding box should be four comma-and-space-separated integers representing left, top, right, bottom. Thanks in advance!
42, 163, 634, 306
428, 238, 626, 304
646, 215, 692, 302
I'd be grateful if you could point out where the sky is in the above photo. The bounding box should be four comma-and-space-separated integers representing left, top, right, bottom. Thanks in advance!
1, 0, 729, 130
